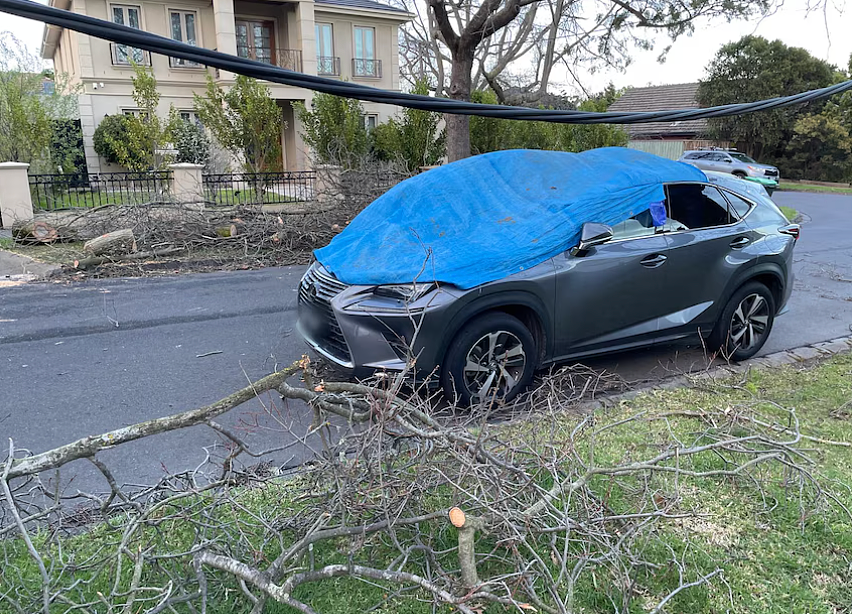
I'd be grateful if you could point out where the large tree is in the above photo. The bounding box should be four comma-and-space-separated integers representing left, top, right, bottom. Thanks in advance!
696, 36, 837, 160
414, 0, 788, 161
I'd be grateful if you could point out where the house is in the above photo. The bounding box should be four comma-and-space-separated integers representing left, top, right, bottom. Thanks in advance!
40, 0, 412, 174
608, 83, 728, 160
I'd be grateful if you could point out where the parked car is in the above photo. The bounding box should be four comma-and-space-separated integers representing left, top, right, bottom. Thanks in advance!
678, 149, 780, 194
298, 149, 799, 405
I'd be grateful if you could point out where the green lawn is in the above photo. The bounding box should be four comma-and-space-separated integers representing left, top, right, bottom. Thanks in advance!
4, 355, 852, 614
779, 182, 852, 195
779, 205, 798, 221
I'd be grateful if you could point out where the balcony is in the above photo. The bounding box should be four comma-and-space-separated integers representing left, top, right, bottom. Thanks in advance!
110, 43, 151, 67
239, 48, 303, 72
353, 58, 382, 79
317, 56, 341, 76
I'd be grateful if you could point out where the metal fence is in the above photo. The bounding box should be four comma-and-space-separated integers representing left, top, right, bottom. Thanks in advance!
29, 172, 172, 210
202, 171, 315, 207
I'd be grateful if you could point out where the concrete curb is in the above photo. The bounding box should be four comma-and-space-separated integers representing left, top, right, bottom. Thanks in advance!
583, 335, 852, 411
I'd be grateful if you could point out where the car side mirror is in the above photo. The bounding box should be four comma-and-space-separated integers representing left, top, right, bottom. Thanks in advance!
724, 159, 733, 163
578, 222, 613, 251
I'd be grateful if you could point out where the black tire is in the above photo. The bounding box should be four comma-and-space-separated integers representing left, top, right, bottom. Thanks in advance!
732, 171, 747, 179
709, 282, 776, 361
441, 312, 537, 406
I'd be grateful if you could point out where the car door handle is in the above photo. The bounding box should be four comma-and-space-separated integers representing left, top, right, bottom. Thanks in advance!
730, 236, 751, 249
640, 254, 667, 268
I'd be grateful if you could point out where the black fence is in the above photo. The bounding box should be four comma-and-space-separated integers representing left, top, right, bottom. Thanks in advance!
203, 171, 315, 207
29, 172, 172, 210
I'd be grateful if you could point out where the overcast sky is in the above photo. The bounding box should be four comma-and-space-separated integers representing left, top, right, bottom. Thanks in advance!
3, 0, 850, 92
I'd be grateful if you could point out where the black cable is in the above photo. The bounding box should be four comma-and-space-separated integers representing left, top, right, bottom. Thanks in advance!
3, 0, 850, 124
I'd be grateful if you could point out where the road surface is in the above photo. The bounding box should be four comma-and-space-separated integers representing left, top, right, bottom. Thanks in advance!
1, 191, 850, 492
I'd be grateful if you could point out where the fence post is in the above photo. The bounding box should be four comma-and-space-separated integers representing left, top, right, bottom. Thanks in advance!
169, 163, 205, 208
0, 162, 34, 225
314, 164, 342, 203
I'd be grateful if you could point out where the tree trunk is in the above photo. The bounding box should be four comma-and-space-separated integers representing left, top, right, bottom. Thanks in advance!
83, 229, 137, 256
12, 221, 60, 244
445, 51, 475, 162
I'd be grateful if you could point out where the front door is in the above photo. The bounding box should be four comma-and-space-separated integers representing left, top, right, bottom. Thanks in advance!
236, 20, 275, 64
553, 220, 671, 358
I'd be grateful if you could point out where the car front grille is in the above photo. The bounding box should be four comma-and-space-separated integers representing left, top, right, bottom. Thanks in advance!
298, 264, 351, 363
764, 169, 779, 177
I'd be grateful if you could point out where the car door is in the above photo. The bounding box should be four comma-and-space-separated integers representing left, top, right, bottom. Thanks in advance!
659, 183, 759, 341
552, 220, 671, 358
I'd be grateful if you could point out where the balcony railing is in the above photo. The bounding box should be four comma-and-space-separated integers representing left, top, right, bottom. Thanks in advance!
110, 43, 151, 67
239, 48, 303, 72
317, 56, 341, 76
353, 58, 382, 79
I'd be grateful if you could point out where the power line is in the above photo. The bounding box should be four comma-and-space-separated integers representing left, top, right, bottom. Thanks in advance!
2, 0, 850, 124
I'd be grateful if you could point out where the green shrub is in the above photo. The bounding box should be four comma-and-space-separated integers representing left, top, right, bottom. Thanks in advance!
169, 113, 210, 165
293, 93, 369, 168
93, 114, 140, 167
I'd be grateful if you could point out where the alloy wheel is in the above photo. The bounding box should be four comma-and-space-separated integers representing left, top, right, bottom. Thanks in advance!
462, 330, 527, 403
729, 293, 770, 352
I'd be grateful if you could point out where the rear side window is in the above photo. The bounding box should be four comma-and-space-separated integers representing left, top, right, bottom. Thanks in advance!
720, 189, 753, 219
666, 184, 734, 229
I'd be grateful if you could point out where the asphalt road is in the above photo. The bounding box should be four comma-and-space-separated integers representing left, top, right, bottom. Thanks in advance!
1, 191, 850, 493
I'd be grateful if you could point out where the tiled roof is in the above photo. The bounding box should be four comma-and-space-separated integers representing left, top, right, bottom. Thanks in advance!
608, 82, 708, 139
315, 0, 410, 14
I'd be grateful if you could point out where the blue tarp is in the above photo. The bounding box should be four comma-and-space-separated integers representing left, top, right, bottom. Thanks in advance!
316, 147, 706, 289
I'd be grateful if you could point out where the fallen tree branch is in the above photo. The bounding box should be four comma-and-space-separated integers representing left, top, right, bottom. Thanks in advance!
4, 361, 302, 479
72, 247, 185, 270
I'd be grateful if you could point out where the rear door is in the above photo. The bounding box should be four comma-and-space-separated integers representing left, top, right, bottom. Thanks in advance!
552, 218, 671, 358
659, 183, 759, 340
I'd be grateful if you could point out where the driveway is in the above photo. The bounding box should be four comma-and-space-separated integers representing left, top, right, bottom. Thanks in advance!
1, 190, 850, 492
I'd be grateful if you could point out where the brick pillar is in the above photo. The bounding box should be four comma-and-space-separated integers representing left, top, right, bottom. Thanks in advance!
0, 162, 34, 225
314, 164, 341, 202
169, 163, 205, 208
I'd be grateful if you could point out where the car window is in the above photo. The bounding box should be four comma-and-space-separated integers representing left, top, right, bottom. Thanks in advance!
683, 152, 700, 160
666, 184, 733, 229
610, 210, 657, 240
730, 152, 756, 163
710, 153, 728, 162
720, 189, 753, 219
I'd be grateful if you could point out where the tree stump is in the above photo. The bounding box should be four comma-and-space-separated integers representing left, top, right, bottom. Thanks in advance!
83, 229, 137, 256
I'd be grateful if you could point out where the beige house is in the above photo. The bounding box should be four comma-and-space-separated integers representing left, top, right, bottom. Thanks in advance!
40, 0, 411, 173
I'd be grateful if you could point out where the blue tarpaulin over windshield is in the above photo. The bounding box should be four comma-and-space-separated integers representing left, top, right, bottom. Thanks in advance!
315, 147, 706, 289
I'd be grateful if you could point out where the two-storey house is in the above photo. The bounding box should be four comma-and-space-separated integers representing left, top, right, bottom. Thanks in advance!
40, 0, 411, 174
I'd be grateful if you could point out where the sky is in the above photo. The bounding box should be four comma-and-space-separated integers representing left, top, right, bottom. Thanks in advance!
2, 0, 850, 92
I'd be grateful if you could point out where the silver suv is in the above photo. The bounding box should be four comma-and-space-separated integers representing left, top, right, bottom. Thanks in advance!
679, 150, 779, 194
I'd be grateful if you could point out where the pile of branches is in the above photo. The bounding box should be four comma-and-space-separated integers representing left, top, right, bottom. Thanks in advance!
2, 359, 845, 614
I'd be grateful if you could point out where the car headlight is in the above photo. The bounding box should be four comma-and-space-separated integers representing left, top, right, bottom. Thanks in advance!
373, 282, 437, 302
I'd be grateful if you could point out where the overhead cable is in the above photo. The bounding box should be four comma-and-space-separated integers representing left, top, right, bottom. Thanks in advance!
3, 0, 851, 124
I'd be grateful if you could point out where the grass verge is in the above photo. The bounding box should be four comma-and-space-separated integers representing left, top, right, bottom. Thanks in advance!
779, 205, 798, 221
779, 182, 852, 195
4, 355, 852, 613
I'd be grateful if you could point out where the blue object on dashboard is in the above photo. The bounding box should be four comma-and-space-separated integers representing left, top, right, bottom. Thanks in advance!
315, 147, 706, 289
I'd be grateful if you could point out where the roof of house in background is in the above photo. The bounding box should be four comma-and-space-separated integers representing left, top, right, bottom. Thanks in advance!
608, 82, 707, 139
315, 0, 410, 14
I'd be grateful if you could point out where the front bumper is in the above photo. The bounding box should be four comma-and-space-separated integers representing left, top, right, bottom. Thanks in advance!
296, 264, 458, 377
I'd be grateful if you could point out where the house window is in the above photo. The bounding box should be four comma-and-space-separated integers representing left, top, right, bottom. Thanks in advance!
169, 9, 201, 68
353, 26, 378, 77
179, 110, 202, 125
236, 20, 276, 65
111, 5, 145, 65
315, 23, 338, 75
363, 114, 378, 131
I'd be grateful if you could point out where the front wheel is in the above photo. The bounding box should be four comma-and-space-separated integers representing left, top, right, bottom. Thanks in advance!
709, 282, 776, 361
441, 312, 537, 406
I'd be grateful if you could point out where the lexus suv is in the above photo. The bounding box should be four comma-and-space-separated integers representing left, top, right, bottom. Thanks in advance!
298, 177, 798, 405
678, 150, 780, 194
